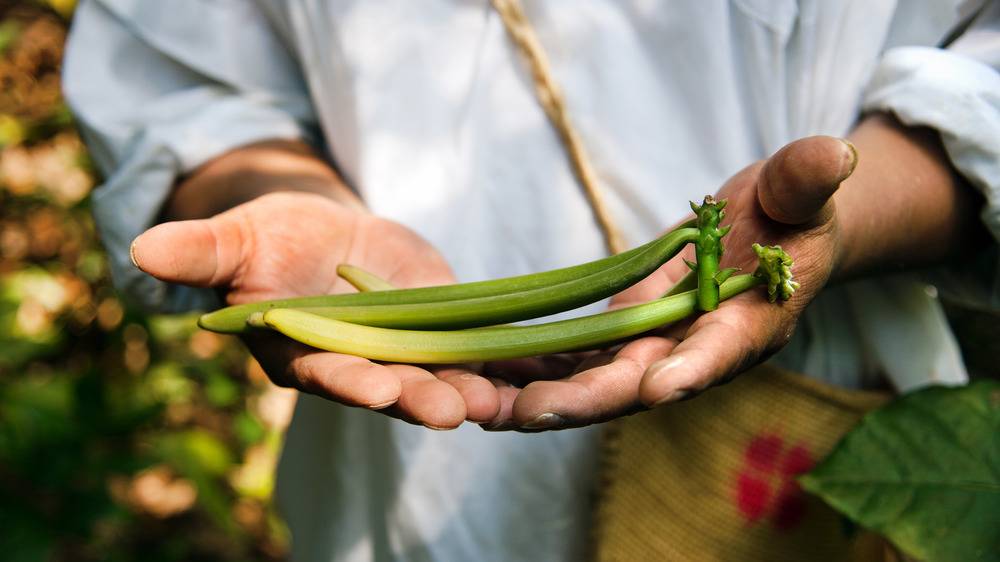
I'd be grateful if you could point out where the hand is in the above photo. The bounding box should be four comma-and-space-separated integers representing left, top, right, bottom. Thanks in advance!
131, 191, 501, 429
481, 134, 856, 431
485, 108, 987, 431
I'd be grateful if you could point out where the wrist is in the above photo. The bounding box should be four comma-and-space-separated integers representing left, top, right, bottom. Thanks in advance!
830, 113, 988, 282
162, 139, 366, 222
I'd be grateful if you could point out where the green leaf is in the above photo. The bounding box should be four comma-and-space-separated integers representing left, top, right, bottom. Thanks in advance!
799, 380, 1000, 561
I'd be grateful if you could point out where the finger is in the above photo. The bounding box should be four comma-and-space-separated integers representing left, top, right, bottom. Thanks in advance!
480, 385, 523, 432
481, 354, 584, 387
273, 344, 404, 409
478, 356, 590, 432
433, 366, 502, 424
130, 218, 244, 288
757, 136, 857, 226
249, 335, 477, 429
506, 337, 680, 430
638, 293, 792, 407
380, 364, 468, 430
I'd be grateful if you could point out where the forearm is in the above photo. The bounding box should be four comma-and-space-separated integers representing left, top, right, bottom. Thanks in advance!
161, 139, 367, 222
832, 112, 989, 282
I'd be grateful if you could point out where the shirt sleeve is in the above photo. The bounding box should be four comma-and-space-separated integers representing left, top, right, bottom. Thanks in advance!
63, 0, 317, 313
861, 1, 1000, 308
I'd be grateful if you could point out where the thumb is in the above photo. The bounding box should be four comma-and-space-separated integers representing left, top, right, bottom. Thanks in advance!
757, 135, 857, 225
130, 219, 243, 288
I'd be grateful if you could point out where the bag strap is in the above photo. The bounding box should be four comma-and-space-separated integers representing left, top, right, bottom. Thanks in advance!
492, 0, 628, 255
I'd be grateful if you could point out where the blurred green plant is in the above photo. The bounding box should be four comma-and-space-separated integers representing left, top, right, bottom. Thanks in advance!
0, 2, 293, 560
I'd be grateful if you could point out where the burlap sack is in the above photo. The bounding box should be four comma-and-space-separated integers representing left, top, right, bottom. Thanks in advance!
590, 363, 897, 561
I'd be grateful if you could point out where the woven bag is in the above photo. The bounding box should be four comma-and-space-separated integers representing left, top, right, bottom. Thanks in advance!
590, 364, 896, 561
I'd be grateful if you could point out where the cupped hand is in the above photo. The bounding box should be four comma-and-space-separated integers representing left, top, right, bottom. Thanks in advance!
482, 135, 857, 431
130, 191, 501, 429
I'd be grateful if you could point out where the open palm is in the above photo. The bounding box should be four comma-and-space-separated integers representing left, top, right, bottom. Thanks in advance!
131, 192, 501, 429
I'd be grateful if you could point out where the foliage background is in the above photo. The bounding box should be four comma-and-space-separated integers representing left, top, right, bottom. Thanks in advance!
0, 1, 998, 561
0, 1, 295, 560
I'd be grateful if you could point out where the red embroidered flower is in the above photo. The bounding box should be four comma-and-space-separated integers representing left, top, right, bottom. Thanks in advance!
734, 432, 815, 531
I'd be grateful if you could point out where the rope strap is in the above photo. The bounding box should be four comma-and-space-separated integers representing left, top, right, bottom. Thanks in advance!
491, 0, 627, 255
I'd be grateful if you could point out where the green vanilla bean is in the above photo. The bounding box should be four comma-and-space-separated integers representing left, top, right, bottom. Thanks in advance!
198, 219, 697, 334
254, 243, 798, 363
661, 269, 698, 298
273, 226, 700, 330
257, 274, 766, 364
689, 195, 731, 312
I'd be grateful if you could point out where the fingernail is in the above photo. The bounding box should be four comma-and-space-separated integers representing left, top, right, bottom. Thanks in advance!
129, 238, 141, 270
482, 420, 518, 432
651, 388, 690, 408
645, 356, 688, 407
838, 138, 858, 178
423, 423, 457, 431
646, 356, 684, 385
521, 413, 567, 430
366, 399, 397, 410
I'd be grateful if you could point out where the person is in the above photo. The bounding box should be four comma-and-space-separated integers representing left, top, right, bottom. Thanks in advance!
62, 1, 1000, 560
